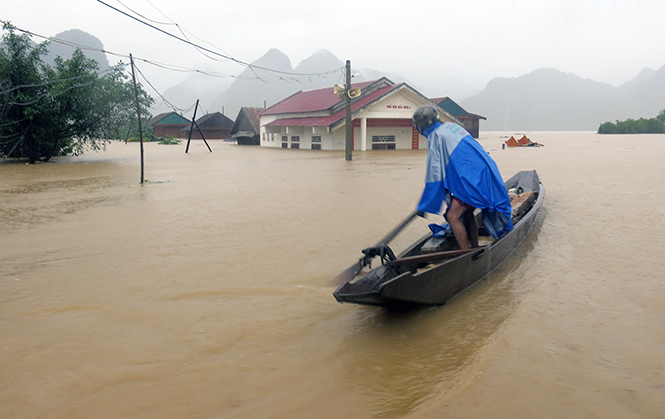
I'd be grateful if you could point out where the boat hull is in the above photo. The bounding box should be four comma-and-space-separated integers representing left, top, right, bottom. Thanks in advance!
334, 171, 545, 307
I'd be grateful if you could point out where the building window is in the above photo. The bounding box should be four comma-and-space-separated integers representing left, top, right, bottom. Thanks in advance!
372, 135, 396, 143
311, 136, 321, 143
282, 136, 288, 148
291, 143, 300, 149
282, 142, 288, 148
311, 144, 321, 150
372, 135, 396, 150
372, 143, 396, 150
291, 136, 300, 143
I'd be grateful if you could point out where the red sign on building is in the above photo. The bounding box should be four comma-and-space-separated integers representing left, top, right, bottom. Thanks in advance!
412, 127, 419, 149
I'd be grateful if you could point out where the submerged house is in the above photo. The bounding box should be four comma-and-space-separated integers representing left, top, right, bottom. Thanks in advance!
504, 135, 544, 148
148, 112, 190, 138
259, 78, 458, 150
182, 112, 234, 140
231, 107, 262, 145
430, 97, 486, 139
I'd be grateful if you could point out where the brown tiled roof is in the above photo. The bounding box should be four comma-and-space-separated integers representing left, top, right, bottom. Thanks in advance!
242, 107, 262, 133
196, 112, 234, 128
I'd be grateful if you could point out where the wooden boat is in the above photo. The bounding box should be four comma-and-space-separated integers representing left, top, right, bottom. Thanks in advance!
333, 170, 544, 307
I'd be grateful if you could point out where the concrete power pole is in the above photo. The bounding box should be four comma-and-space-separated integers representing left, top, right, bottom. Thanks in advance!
129, 54, 145, 184
345, 60, 352, 161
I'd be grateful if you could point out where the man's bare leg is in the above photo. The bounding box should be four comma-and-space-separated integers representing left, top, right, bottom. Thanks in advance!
447, 199, 471, 249
463, 209, 479, 248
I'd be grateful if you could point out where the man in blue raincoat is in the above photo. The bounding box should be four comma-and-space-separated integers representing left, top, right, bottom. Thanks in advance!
413, 105, 513, 249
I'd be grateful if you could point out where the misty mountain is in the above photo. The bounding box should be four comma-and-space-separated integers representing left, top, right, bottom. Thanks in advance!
161, 74, 233, 116
293, 48, 343, 76
208, 48, 345, 117
44, 29, 109, 72
356, 68, 414, 87
202, 49, 418, 119
461, 67, 665, 131
35, 26, 664, 130
616, 65, 665, 120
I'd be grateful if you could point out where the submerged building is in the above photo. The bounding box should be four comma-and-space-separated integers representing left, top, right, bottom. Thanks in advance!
231, 107, 262, 145
429, 97, 486, 139
182, 112, 234, 140
148, 112, 190, 138
259, 78, 458, 150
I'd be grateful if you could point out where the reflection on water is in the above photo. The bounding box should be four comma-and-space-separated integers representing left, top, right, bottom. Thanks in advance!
0, 175, 118, 195
343, 215, 544, 418
0, 160, 134, 232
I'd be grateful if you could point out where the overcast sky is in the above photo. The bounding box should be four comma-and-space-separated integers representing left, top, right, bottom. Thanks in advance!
4, 0, 665, 102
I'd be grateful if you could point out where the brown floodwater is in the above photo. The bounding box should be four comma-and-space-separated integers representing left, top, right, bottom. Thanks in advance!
1, 132, 664, 419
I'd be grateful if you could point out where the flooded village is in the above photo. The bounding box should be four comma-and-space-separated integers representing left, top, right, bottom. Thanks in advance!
3, 4, 665, 417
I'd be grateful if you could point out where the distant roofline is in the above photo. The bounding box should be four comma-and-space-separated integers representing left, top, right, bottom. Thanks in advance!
263, 82, 460, 130
260, 77, 394, 116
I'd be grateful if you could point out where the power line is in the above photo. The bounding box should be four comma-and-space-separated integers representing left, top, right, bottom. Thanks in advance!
3, 22, 341, 83
131, 61, 193, 114
118, 0, 235, 63
0, 66, 118, 95
0, 118, 28, 128
96, 0, 342, 78
3, 78, 99, 106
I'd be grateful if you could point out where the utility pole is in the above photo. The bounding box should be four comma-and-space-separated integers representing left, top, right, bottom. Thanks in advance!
129, 54, 145, 184
184, 100, 211, 153
345, 60, 352, 161
185, 99, 199, 154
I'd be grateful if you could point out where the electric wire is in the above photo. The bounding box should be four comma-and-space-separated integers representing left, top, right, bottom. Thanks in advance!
2, 23, 200, 127
3, 78, 99, 106
2, 21, 345, 84
0, 132, 23, 141
95, 0, 341, 77
2, 22, 283, 81
0, 66, 119, 95
117, 0, 234, 63
0, 118, 28, 128
131, 61, 193, 114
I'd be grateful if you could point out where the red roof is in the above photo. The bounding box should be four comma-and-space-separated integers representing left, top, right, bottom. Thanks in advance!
505, 136, 519, 147
517, 135, 532, 145
264, 83, 401, 128
262, 80, 377, 115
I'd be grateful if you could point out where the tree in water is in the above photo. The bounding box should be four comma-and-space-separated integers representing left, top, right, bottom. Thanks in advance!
0, 23, 153, 163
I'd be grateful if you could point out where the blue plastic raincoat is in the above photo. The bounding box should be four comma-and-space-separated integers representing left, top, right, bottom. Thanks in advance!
417, 121, 513, 239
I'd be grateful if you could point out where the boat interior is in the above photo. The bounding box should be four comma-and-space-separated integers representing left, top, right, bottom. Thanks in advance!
354, 171, 541, 281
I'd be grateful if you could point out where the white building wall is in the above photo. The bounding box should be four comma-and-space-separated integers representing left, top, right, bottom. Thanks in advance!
330, 129, 347, 150
259, 86, 452, 150
364, 95, 419, 120
260, 114, 279, 148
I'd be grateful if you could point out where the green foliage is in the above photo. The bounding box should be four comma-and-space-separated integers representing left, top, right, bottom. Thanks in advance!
598, 112, 665, 134
115, 118, 158, 142
657, 110, 665, 124
158, 135, 181, 145
0, 23, 154, 163
598, 122, 617, 134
